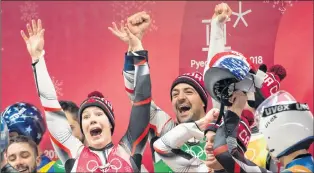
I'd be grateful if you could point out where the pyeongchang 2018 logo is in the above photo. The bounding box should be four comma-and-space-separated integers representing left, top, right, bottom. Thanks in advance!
190, 55, 264, 70
190, 3, 264, 71
190, 60, 208, 70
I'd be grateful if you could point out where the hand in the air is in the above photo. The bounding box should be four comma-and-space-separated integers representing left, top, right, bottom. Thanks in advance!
228, 91, 248, 117
108, 11, 150, 42
21, 19, 45, 62
108, 20, 144, 51
108, 20, 130, 44
127, 11, 151, 40
212, 3, 232, 23
123, 26, 143, 51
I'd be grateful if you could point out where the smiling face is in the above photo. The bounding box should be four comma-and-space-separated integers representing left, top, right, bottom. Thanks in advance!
6, 142, 40, 173
171, 83, 205, 123
81, 106, 112, 149
204, 131, 224, 170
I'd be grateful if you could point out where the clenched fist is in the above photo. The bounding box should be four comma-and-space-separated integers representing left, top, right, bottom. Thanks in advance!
108, 11, 151, 51
196, 108, 220, 131
212, 3, 232, 23
127, 11, 151, 40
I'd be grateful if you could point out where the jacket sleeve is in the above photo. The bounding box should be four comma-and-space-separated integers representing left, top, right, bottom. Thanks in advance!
203, 17, 226, 74
153, 122, 208, 172
32, 52, 83, 164
213, 111, 272, 173
203, 17, 226, 109
123, 51, 176, 150
118, 50, 152, 171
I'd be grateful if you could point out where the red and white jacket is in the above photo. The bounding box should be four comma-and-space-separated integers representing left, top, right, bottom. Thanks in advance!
32, 51, 152, 172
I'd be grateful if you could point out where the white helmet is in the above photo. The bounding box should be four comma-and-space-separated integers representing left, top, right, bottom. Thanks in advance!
255, 90, 314, 158
204, 50, 265, 106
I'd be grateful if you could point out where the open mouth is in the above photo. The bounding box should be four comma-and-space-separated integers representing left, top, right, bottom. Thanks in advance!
17, 168, 28, 173
90, 127, 102, 137
206, 147, 213, 154
178, 105, 191, 113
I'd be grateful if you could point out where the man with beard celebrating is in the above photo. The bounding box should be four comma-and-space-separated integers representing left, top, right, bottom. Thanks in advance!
5, 135, 40, 173
1, 102, 49, 172
108, 2, 231, 172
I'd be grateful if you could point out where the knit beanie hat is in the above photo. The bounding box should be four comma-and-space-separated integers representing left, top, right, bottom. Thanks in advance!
170, 72, 208, 111
255, 64, 287, 108
78, 91, 115, 135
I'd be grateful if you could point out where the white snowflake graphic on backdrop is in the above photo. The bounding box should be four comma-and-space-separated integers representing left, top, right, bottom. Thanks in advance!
232, 1, 252, 28
111, 1, 158, 32
264, 0, 297, 14
51, 76, 63, 97
20, 1, 39, 22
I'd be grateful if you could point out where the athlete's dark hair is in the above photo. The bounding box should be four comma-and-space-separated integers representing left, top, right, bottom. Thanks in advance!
59, 100, 79, 121
8, 135, 38, 157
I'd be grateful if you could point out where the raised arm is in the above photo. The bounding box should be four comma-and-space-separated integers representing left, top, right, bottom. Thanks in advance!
213, 112, 272, 173
123, 53, 175, 139
204, 3, 231, 75
109, 12, 176, 139
213, 91, 271, 173
204, 3, 232, 109
123, 51, 175, 141
21, 19, 83, 164
109, 26, 151, 171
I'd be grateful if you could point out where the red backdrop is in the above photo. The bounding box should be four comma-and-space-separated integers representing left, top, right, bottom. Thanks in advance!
1, 1, 313, 172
